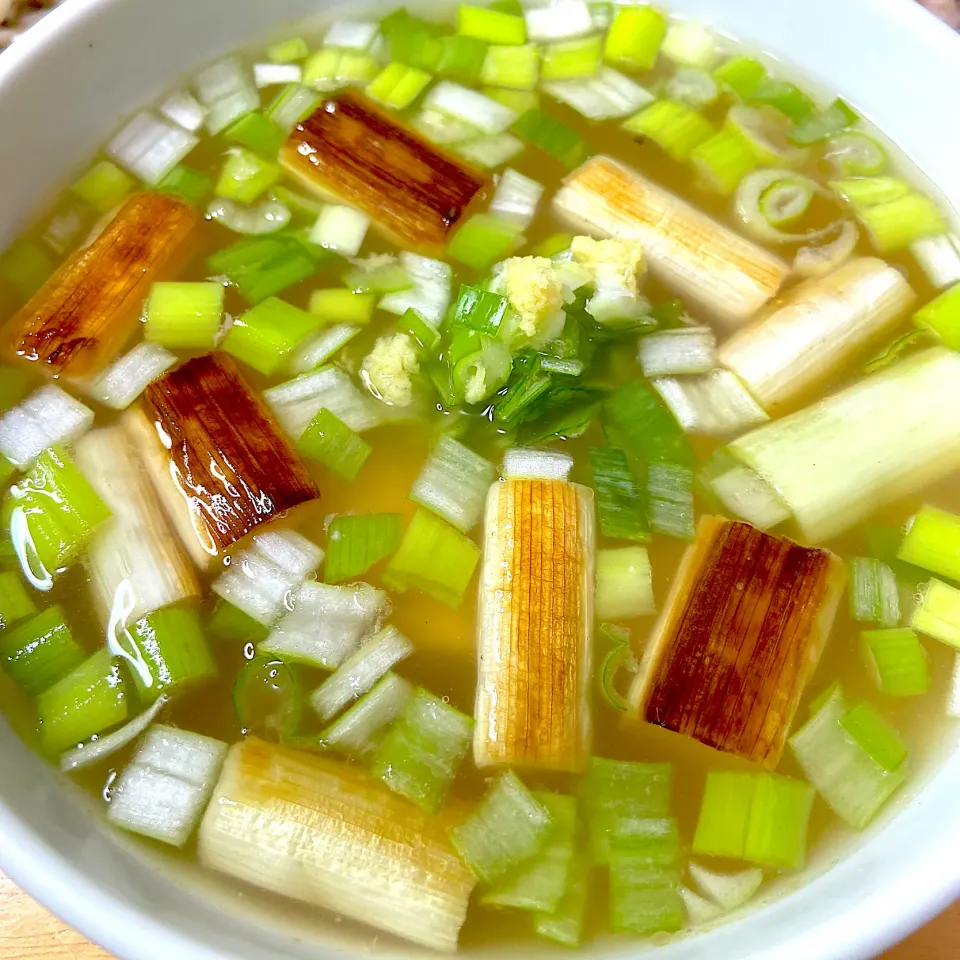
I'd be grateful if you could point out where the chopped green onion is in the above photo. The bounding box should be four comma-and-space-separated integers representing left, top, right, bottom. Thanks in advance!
302, 48, 379, 89
484, 793, 577, 912
690, 127, 759, 194
534, 846, 589, 947
540, 36, 604, 82
788, 97, 858, 146
270, 184, 325, 220
320, 671, 412, 756
37, 648, 127, 755
343, 259, 412, 295
603, 6, 667, 72
156, 165, 213, 206
233, 656, 301, 740
485, 86, 539, 113
450, 331, 512, 404
452, 284, 510, 334
604, 380, 695, 466
224, 112, 287, 158
308, 289, 377, 325
208, 599, 269, 645
481, 43, 539, 89
0, 240, 53, 303
209, 235, 318, 303
596, 546, 655, 620
398, 307, 442, 354
608, 817, 683, 934
914, 284, 960, 350
862, 627, 930, 698
713, 56, 767, 100
366, 62, 433, 110
590, 445, 649, 542
861, 192, 948, 253
214, 148, 280, 203
298, 407, 372, 481
458, 4, 527, 45
693, 771, 813, 869
899, 506, 960, 581
582, 756, 672, 865
324, 513, 403, 582
648, 462, 696, 541
122, 605, 216, 703
438, 34, 489, 81
911, 578, 960, 648
849, 557, 900, 627
410, 435, 495, 533
71, 161, 134, 213
510, 107, 587, 168
789, 684, 906, 829
144, 281, 224, 349
748, 78, 815, 122
384, 508, 481, 609
449, 771, 552, 883
5, 447, 111, 581
267, 37, 310, 63
831, 176, 911, 209
222, 297, 318, 376
0, 570, 35, 628
264, 83, 322, 131
371, 687, 474, 811
598, 622, 632, 711
493, 363, 551, 426
826, 131, 887, 176
378, 10, 443, 71
840, 700, 908, 772
622, 99, 714, 162
447, 213, 524, 271
0, 605, 83, 696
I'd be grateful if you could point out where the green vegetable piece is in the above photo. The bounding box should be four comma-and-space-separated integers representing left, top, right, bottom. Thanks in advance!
0, 605, 83, 696
298, 407, 372, 481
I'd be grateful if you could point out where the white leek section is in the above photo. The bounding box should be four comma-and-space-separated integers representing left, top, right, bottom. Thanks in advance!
198, 739, 476, 951
652, 371, 769, 437
61, 695, 168, 772
707, 460, 791, 531
490, 169, 544, 229
264, 365, 382, 439
254, 63, 303, 88
681, 886, 724, 925
457, 134, 523, 170
88, 341, 177, 410
502, 447, 574, 481
728, 347, 960, 543
424, 82, 517, 135
75, 426, 200, 627
108, 724, 227, 847
410, 435, 496, 533
379, 252, 453, 327
542, 67, 654, 120
661, 20, 722, 67
213, 530, 323, 627
688, 862, 764, 911
106, 112, 199, 185
524, 0, 592, 41
321, 672, 413, 754
553, 156, 788, 329
310, 625, 414, 721
158, 90, 207, 133
639, 326, 717, 377
193, 56, 260, 134
309, 204, 370, 257
289, 324, 361, 375
259, 580, 387, 669
911, 233, 960, 290
323, 21, 379, 50
0, 385, 94, 468
596, 546, 655, 620
720, 258, 916, 413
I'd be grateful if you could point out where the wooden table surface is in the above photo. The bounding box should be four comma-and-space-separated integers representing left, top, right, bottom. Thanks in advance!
1, 0, 959, 957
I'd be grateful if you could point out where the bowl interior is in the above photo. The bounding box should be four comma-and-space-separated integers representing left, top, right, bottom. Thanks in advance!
1, 1, 960, 958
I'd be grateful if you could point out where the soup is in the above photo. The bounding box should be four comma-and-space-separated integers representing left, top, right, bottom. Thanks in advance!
0, 1, 959, 953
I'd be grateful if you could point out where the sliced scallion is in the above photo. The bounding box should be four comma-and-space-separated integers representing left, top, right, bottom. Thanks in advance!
848, 557, 900, 627
0, 605, 83, 696
589, 445, 650, 543
862, 627, 930, 698
540, 35, 604, 82
914, 284, 960, 350
324, 513, 403, 583
233, 656, 301, 740
603, 5, 666, 72
622, 100, 714, 162
299, 407, 372, 481
481, 43, 539, 90
511, 107, 587, 168
144, 281, 224, 349
911, 578, 960, 649
223, 297, 320, 375
447, 213, 524, 271
458, 4, 527, 45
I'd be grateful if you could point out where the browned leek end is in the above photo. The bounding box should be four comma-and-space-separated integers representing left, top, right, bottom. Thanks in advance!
131, 353, 318, 567
281, 91, 489, 254
474, 478, 595, 773
198, 739, 476, 952
628, 515, 845, 769
4, 192, 198, 379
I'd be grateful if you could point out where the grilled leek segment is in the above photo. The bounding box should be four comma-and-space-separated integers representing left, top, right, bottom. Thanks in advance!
74, 425, 199, 627
198, 739, 476, 952
282, 92, 490, 255
720, 257, 916, 413
629, 515, 845, 768
125, 353, 319, 567
552, 156, 789, 329
3, 192, 197, 379
475, 478, 595, 772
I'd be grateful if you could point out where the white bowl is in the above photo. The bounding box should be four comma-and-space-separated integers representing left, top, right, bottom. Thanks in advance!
2, 0, 960, 957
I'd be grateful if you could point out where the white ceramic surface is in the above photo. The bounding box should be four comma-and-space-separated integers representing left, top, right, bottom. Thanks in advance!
1, 1, 960, 958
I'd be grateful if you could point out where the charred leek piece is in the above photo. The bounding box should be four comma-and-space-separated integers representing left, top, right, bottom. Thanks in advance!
74, 426, 199, 628
127, 354, 318, 566
719, 257, 916, 414
281, 92, 489, 255
552, 156, 788, 329
629, 515, 845, 768
475, 478, 595, 772
4, 192, 198, 379
198, 739, 476, 952
727, 347, 960, 543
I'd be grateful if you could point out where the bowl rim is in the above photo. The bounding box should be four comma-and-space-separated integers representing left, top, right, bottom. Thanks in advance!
2, 1, 960, 959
